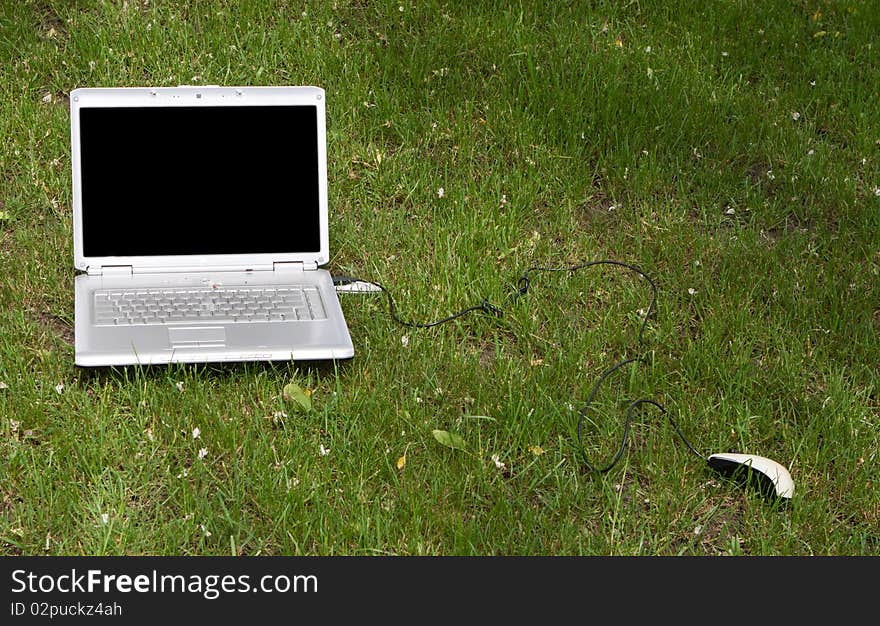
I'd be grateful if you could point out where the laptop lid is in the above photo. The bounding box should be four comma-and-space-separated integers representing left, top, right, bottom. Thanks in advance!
70, 86, 329, 273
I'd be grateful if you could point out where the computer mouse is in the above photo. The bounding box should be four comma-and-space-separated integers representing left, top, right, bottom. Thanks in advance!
707, 453, 795, 500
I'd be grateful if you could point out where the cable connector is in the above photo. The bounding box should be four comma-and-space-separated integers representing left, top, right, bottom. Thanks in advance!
332, 275, 356, 287
332, 275, 383, 293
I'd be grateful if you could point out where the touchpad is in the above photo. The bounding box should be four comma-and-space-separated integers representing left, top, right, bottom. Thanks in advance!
168, 327, 227, 348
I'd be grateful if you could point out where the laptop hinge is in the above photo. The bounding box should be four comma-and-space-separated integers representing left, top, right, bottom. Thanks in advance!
88, 265, 133, 276
273, 261, 318, 272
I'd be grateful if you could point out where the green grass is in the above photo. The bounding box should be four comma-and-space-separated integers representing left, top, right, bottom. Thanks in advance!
1, 0, 879, 555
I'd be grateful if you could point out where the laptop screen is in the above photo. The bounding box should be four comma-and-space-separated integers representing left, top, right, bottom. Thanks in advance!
78, 105, 321, 257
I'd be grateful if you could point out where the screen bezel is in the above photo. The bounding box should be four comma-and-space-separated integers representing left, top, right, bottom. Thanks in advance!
70, 86, 329, 272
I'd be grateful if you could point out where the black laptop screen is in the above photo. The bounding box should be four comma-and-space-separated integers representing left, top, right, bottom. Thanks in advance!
79, 105, 321, 257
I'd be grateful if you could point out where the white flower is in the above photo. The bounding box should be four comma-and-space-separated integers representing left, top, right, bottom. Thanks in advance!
41, 92, 52, 103
725, 207, 735, 215
198, 448, 208, 460
491, 454, 506, 470
399, 5, 404, 10
176, 381, 184, 392
192, 427, 200, 439
401, 335, 409, 347
721, 51, 729, 57
200, 524, 212, 537
101, 513, 109, 525
146, 428, 154, 441
319, 444, 330, 456
54, 383, 64, 394
0, 381, 8, 390
694, 525, 703, 535
791, 111, 801, 121
874, 187, 880, 197
645, 46, 652, 53
767, 170, 776, 180
437, 187, 445, 198
10, 420, 20, 432
807, 149, 815, 156
688, 288, 697, 296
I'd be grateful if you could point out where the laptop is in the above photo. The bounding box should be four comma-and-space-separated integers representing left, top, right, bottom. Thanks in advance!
70, 85, 354, 366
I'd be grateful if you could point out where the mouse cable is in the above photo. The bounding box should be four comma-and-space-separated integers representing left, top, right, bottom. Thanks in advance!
332, 260, 705, 472
511, 262, 705, 471
331, 275, 504, 328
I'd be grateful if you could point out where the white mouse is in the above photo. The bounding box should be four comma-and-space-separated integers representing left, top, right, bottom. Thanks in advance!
707, 453, 795, 500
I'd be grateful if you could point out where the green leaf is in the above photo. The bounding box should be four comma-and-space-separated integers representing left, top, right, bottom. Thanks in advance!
432, 429, 468, 451
282, 382, 312, 412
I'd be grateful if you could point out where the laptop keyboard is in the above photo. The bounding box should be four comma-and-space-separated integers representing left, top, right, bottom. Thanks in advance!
93, 286, 326, 326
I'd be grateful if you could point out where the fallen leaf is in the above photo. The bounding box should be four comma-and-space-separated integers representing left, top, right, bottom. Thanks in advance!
529, 445, 545, 456
282, 382, 312, 412
432, 429, 468, 451
396, 454, 406, 470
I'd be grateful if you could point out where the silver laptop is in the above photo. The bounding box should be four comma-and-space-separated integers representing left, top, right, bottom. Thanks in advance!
70, 85, 354, 366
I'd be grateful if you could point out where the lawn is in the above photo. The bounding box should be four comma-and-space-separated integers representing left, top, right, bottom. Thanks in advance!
1, 0, 878, 555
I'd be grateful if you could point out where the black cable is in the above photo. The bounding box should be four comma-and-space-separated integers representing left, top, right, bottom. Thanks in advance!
511, 261, 704, 471
332, 275, 503, 329
333, 261, 705, 472
511, 260, 657, 345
